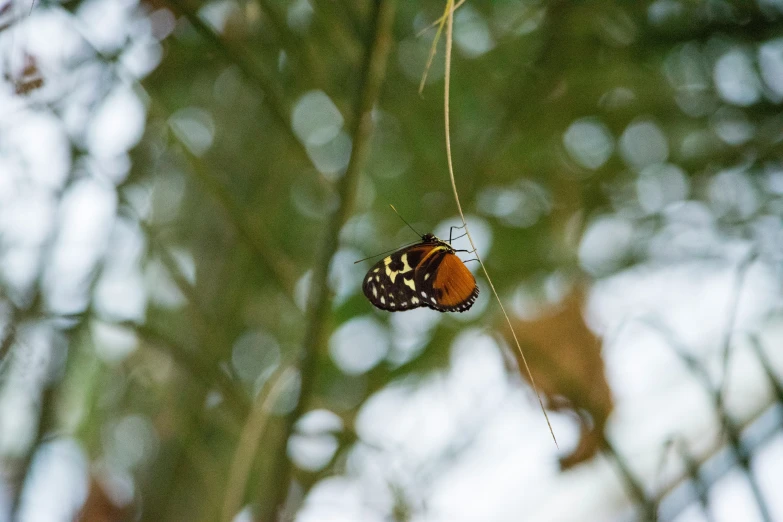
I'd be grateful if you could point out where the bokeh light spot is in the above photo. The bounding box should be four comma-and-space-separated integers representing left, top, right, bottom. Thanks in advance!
620, 120, 669, 169
563, 118, 615, 170
168, 107, 215, 156
231, 330, 280, 386
714, 49, 762, 106
329, 317, 389, 375
454, 5, 495, 58
292, 90, 345, 146
636, 163, 689, 214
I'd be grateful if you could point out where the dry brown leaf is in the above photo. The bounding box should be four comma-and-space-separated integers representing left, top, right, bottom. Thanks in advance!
499, 285, 612, 469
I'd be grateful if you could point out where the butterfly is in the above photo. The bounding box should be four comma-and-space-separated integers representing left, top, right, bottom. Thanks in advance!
361, 232, 479, 313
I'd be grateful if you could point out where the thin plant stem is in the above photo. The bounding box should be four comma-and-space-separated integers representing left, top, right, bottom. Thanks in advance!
125, 320, 250, 419
417, 0, 466, 37
718, 252, 756, 404
221, 366, 294, 522
417, 0, 466, 93
602, 437, 657, 521
442, 1, 557, 446
163, 0, 307, 160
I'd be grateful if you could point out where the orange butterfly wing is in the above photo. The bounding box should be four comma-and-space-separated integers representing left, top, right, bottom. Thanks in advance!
419, 250, 478, 312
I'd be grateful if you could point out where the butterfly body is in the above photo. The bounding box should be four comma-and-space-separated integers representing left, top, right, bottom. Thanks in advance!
362, 233, 479, 313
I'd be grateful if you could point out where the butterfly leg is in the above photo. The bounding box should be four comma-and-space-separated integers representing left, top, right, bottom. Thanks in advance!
449, 231, 469, 242
448, 224, 467, 244
455, 247, 479, 264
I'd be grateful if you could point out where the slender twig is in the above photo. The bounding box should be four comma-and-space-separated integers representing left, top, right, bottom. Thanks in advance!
654, 403, 781, 520
747, 334, 783, 403
602, 438, 657, 520
0, 306, 17, 366
262, 2, 398, 520
252, 0, 305, 61
674, 439, 717, 522
138, 218, 260, 410
140, 220, 213, 319
441, 1, 557, 446
644, 318, 774, 522
332, 0, 367, 41
126, 321, 250, 418
163, 0, 307, 160
221, 365, 294, 522
417, 0, 466, 37
179, 147, 299, 298
418, 0, 466, 94
718, 252, 756, 405
652, 437, 716, 522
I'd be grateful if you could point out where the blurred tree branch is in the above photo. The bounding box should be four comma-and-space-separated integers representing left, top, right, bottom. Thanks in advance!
127, 321, 250, 417
163, 0, 307, 159
250, 0, 306, 61
221, 364, 293, 522
262, 1, 398, 520
326, 0, 368, 41
0, 302, 17, 366
173, 140, 300, 299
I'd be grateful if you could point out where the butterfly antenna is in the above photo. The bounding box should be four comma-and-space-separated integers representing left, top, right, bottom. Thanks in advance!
353, 241, 419, 264
389, 204, 422, 238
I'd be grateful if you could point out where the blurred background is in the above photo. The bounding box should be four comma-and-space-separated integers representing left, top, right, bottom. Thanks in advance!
1, 0, 783, 520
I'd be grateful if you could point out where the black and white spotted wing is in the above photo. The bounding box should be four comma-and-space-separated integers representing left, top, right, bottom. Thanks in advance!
362, 234, 479, 313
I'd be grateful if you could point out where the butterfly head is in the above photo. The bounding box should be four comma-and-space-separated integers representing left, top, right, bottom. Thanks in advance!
421, 232, 454, 252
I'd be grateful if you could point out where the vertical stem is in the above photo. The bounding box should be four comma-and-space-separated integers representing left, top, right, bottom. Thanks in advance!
221, 367, 293, 522
442, 0, 556, 446
601, 437, 657, 521
259, 1, 398, 520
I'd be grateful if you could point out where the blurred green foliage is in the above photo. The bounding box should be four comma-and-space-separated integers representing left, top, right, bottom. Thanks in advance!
1, 0, 782, 520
